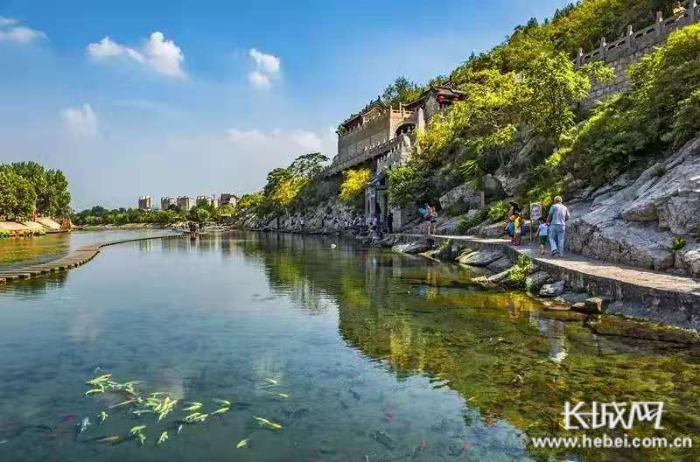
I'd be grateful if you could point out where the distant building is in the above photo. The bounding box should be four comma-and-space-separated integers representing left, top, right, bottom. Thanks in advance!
161, 196, 177, 211
138, 196, 152, 210
219, 193, 239, 207
177, 196, 195, 211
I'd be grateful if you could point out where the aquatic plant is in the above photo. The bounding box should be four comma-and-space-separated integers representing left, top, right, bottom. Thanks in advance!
672, 237, 686, 251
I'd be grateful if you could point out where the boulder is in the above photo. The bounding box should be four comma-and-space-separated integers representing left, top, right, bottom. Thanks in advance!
474, 222, 506, 238
675, 245, 700, 277
486, 256, 513, 273
438, 184, 485, 211
488, 268, 513, 284
458, 249, 504, 267
392, 241, 432, 254
555, 292, 591, 305
483, 174, 504, 197
525, 271, 551, 291
539, 280, 566, 298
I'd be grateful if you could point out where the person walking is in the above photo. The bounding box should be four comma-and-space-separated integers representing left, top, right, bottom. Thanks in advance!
386, 211, 393, 234
547, 196, 570, 257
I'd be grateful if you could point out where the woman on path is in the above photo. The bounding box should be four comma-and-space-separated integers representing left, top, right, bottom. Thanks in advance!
547, 196, 570, 257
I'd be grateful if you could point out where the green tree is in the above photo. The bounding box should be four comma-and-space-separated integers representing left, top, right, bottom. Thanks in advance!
382, 76, 422, 106
0, 169, 37, 219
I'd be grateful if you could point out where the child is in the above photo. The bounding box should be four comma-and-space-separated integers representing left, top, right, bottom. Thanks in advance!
505, 214, 516, 243
536, 217, 548, 254
513, 212, 523, 246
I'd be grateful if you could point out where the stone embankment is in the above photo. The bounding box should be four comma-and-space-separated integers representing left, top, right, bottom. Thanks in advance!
0, 234, 181, 285
380, 233, 700, 333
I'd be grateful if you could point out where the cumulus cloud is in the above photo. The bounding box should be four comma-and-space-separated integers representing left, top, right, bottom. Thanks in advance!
0, 16, 46, 44
248, 48, 280, 89
61, 104, 99, 138
87, 32, 186, 79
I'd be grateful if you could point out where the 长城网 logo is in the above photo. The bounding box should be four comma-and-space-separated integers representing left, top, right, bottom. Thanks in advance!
562, 402, 665, 430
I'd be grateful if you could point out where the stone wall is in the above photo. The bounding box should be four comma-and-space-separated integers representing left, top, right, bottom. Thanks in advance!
578, 3, 700, 108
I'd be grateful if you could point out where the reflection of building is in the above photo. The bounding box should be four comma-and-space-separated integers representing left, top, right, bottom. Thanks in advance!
219, 194, 239, 207
177, 196, 195, 211
138, 196, 152, 210
325, 86, 464, 228
161, 196, 177, 210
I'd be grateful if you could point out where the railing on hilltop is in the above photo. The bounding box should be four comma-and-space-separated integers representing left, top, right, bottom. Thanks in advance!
575, 1, 699, 67
322, 137, 403, 177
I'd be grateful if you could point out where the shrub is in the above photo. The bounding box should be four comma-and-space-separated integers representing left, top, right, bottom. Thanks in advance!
488, 201, 508, 222
672, 237, 686, 251
457, 210, 487, 234
339, 168, 371, 204
508, 255, 533, 286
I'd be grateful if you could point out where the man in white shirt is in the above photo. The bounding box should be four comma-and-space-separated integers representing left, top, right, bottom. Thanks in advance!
547, 196, 570, 257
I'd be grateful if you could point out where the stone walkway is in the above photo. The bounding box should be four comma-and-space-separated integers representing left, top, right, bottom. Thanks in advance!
0, 234, 181, 285
398, 233, 700, 295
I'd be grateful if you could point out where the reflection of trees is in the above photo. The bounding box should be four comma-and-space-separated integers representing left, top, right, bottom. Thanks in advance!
231, 230, 700, 462
0, 271, 68, 295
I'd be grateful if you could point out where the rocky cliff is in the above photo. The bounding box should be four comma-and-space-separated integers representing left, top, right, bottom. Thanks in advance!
566, 137, 700, 277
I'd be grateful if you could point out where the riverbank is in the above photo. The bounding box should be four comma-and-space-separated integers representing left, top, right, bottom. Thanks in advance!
239, 225, 700, 335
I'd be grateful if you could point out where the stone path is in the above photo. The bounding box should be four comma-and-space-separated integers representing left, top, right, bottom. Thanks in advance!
0, 234, 181, 285
398, 233, 700, 295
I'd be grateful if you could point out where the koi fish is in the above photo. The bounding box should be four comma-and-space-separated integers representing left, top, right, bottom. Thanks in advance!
77, 417, 91, 435
138, 433, 146, 446
109, 398, 135, 409
182, 402, 202, 412
212, 399, 231, 407
177, 424, 183, 435
253, 416, 282, 430
132, 410, 154, 416
85, 387, 105, 396
86, 374, 112, 386
95, 435, 121, 444
210, 407, 230, 416
184, 412, 208, 423
156, 431, 168, 446
236, 438, 249, 448
129, 425, 147, 435
98, 411, 108, 423
266, 378, 278, 385
278, 393, 290, 399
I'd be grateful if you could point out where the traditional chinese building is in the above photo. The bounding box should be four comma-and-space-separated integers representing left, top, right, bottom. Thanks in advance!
325, 85, 464, 227
138, 196, 152, 211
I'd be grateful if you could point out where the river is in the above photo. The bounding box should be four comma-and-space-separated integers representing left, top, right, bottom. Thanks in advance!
0, 230, 698, 461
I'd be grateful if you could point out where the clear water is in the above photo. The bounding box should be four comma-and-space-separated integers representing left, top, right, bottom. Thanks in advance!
1, 231, 699, 462
0, 229, 175, 271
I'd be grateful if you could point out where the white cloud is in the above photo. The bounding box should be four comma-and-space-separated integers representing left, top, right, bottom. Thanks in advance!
87, 31, 186, 79
248, 70, 270, 89
0, 16, 46, 44
249, 48, 280, 74
248, 48, 280, 89
61, 104, 99, 138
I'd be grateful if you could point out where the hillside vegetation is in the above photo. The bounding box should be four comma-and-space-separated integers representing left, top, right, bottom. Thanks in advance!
234, 0, 700, 227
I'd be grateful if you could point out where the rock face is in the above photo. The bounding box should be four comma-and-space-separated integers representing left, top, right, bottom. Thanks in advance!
392, 241, 432, 254
486, 256, 513, 273
457, 249, 504, 267
438, 184, 485, 211
539, 281, 566, 297
525, 271, 551, 291
567, 137, 700, 276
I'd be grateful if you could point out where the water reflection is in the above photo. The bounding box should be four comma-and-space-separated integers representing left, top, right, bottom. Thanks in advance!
0, 232, 698, 462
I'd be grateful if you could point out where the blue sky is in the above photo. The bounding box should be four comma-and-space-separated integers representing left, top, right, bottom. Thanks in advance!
0, 0, 569, 209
